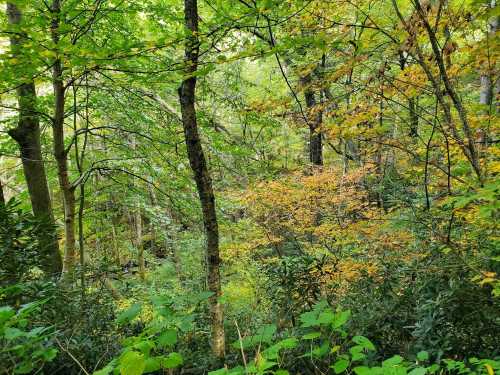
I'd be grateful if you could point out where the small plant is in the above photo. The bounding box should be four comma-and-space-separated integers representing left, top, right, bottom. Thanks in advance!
92, 291, 214, 375
0, 299, 58, 374
209, 301, 500, 375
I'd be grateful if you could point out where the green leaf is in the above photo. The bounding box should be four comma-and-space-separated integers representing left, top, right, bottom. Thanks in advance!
116, 304, 142, 325
208, 369, 228, 375
42, 348, 58, 361
417, 351, 429, 362
317, 310, 335, 325
233, 324, 276, 349
119, 351, 145, 375
382, 355, 404, 367
332, 310, 351, 328
262, 338, 298, 360
353, 366, 371, 375
0, 306, 15, 325
92, 360, 116, 375
133, 340, 154, 356
14, 361, 33, 374
332, 359, 350, 374
158, 329, 177, 348
275, 370, 289, 375
311, 342, 330, 358
409, 367, 427, 375
352, 336, 376, 351
195, 291, 214, 301
4, 327, 24, 340
143, 357, 161, 373
302, 331, 321, 340
162, 352, 183, 369
349, 345, 366, 361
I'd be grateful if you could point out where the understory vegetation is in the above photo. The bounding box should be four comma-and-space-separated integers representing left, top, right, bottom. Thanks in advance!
0, 0, 499, 374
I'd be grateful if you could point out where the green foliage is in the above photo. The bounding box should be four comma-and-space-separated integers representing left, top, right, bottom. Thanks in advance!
0, 200, 53, 285
211, 301, 500, 375
0, 299, 58, 375
92, 291, 214, 375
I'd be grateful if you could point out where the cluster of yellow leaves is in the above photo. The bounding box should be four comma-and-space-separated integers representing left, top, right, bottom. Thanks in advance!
236, 167, 426, 296
242, 168, 372, 241
395, 65, 428, 98
326, 104, 381, 140
245, 97, 291, 114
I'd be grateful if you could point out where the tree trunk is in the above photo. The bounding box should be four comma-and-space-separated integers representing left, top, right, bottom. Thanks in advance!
479, 0, 498, 108
135, 208, 145, 280
111, 220, 120, 265
178, 0, 225, 360
50, 0, 76, 275
0, 178, 5, 206
413, 0, 482, 183
408, 97, 419, 138
391, 0, 483, 184
6, 2, 62, 276
300, 75, 323, 165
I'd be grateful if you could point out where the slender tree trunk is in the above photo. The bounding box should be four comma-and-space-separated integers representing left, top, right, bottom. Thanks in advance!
408, 97, 419, 138
414, 0, 482, 183
6, 3, 62, 276
479, 0, 498, 153
391, 0, 483, 184
178, 0, 225, 360
111, 220, 120, 265
480, 0, 498, 108
300, 75, 323, 165
135, 208, 145, 280
50, 0, 76, 275
0, 178, 5, 206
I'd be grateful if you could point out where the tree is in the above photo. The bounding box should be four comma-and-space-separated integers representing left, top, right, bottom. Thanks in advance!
5, 2, 62, 276
50, 0, 77, 275
178, 0, 225, 360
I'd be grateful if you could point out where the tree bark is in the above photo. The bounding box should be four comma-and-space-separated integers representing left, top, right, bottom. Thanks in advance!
391, 0, 483, 184
300, 74, 323, 165
413, 0, 482, 184
50, 0, 77, 275
408, 97, 419, 138
135, 208, 145, 280
178, 0, 225, 360
479, 0, 498, 108
6, 2, 62, 276
0, 178, 5, 206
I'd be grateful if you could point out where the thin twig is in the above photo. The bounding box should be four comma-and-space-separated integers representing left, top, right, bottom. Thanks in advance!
54, 337, 90, 375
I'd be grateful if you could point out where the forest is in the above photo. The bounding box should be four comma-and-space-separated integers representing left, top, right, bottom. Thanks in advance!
0, 0, 499, 374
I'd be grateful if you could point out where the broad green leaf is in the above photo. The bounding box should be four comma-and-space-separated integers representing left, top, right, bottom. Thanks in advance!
162, 352, 183, 369
352, 336, 376, 351
116, 304, 142, 325
409, 367, 427, 375
92, 360, 116, 375
5, 327, 24, 340
332, 310, 351, 328
143, 357, 161, 373
0, 306, 15, 325
383, 355, 404, 367
158, 329, 177, 348
353, 366, 371, 375
302, 331, 321, 340
14, 361, 33, 374
119, 351, 145, 375
332, 359, 350, 374
417, 351, 429, 362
